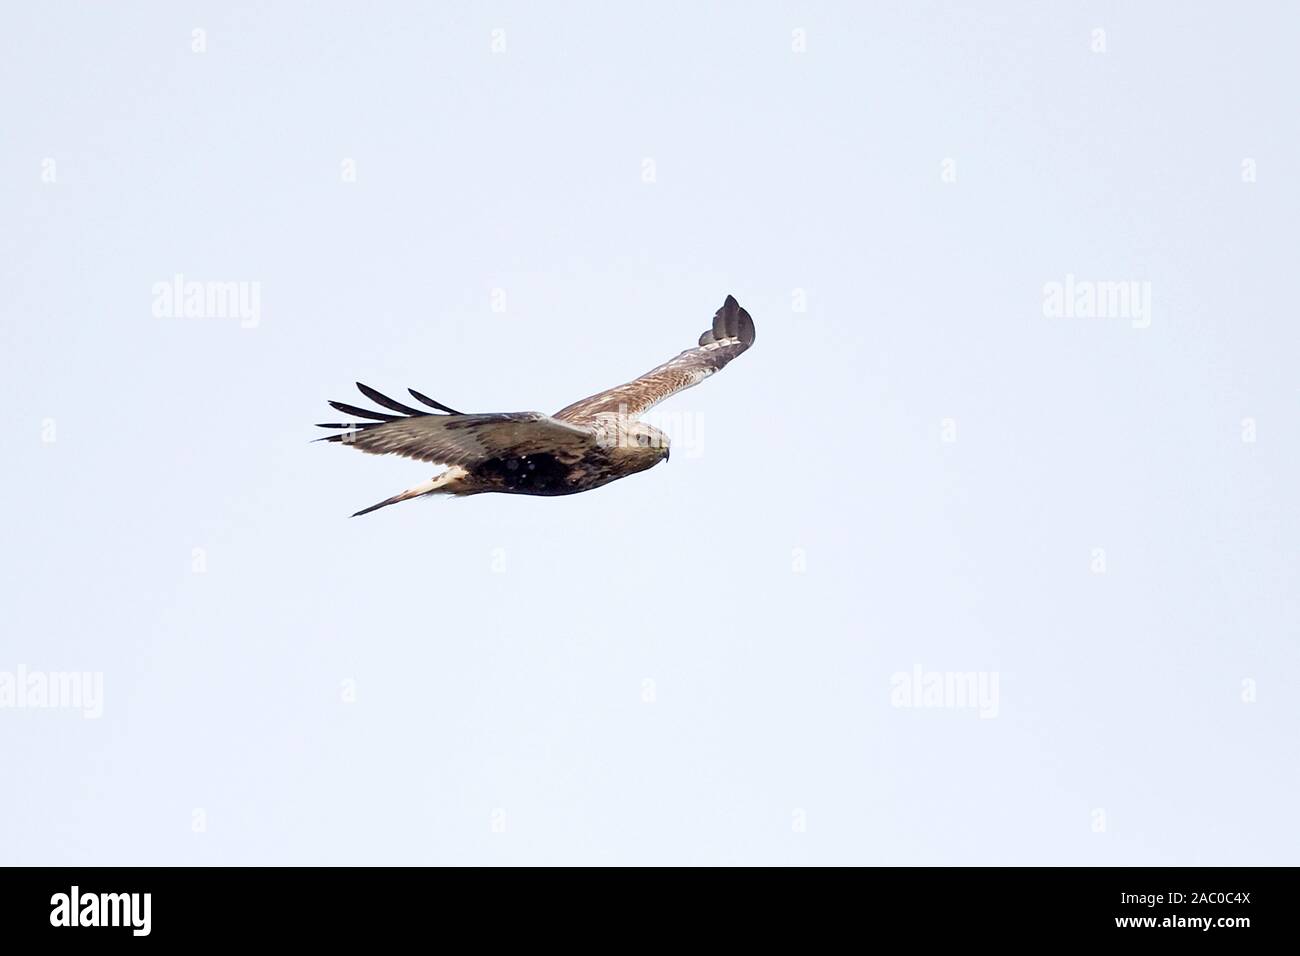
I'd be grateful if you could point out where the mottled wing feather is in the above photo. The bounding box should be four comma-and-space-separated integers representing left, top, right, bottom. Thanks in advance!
553, 294, 755, 423
317, 383, 596, 466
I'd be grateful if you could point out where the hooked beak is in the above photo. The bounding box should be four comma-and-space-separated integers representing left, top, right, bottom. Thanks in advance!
663, 446, 671, 462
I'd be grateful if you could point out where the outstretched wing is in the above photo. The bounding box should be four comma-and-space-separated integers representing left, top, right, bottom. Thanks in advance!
316, 383, 597, 465
553, 294, 756, 424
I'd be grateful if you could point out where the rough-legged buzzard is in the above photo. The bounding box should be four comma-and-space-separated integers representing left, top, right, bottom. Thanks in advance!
316, 295, 755, 515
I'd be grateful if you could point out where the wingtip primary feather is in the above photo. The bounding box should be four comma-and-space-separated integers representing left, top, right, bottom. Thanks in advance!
328, 400, 399, 421
407, 388, 464, 416
356, 382, 428, 417
708, 294, 754, 346
736, 304, 755, 346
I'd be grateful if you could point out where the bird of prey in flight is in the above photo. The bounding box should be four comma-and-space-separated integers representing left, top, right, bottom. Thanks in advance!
316, 295, 756, 516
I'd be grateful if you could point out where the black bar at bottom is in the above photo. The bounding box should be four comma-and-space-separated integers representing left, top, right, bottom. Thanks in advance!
0, 866, 1288, 943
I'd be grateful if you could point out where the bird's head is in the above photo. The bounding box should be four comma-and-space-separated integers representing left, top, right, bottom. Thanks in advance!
617, 421, 670, 469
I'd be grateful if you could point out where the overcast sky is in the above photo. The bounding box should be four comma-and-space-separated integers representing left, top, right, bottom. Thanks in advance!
1, 1, 1296, 865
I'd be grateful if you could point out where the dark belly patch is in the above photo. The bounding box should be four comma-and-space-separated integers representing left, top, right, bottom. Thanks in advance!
478, 453, 573, 494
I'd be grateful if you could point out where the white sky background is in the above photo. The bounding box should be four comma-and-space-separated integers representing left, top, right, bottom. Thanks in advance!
1, 2, 1296, 865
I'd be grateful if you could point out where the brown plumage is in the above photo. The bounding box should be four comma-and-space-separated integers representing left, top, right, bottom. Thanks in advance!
316, 294, 756, 516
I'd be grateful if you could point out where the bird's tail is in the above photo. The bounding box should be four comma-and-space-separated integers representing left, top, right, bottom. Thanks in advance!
351, 467, 467, 517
